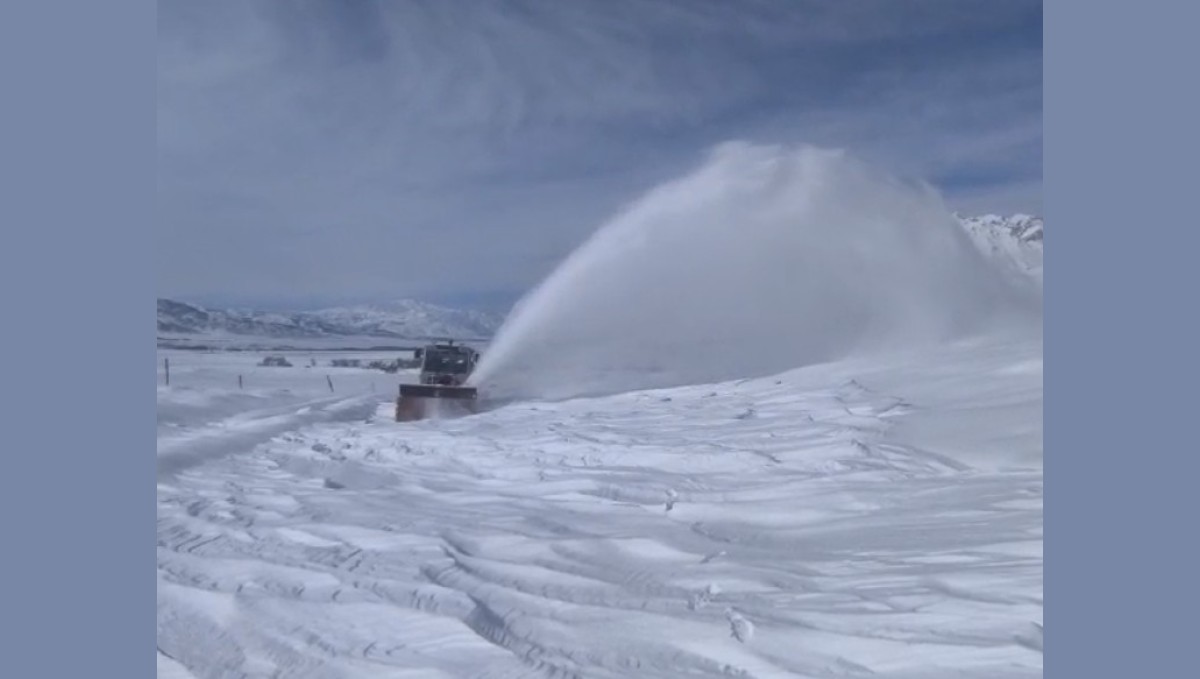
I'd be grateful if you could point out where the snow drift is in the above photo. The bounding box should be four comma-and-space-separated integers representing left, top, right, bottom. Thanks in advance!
472, 142, 1040, 400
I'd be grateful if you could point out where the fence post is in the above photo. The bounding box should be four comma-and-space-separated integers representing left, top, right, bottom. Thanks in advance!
164, 357, 170, 386
326, 375, 334, 393
238, 374, 243, 390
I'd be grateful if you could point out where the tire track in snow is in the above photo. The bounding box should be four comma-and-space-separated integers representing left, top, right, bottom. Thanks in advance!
157, 394, 380, 478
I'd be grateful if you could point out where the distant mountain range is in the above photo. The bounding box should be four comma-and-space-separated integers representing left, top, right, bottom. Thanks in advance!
159, 214, 1042, 341
157, 298, 504, 340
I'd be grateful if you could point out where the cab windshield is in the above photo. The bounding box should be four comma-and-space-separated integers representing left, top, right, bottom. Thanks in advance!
423, 350, 472, 374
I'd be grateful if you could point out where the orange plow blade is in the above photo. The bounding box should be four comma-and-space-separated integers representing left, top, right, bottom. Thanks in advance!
395, 383, 480, 422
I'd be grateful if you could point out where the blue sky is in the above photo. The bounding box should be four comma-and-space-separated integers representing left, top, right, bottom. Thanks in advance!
157, 0, 1042, 312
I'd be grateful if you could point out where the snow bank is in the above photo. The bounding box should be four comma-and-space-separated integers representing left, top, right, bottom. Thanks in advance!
473, 142, 1039, 400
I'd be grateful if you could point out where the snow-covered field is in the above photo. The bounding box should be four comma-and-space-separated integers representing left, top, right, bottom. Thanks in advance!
157, 329, 1041, 678
157, 333, 461, 352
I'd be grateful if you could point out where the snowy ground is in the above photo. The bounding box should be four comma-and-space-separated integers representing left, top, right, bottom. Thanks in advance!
157, 350, 414, 478
157, 333, 1042, 678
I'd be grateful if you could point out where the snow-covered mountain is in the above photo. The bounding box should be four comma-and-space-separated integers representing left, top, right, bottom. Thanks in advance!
157, 298, 504, 340
956, 213, 1044, 283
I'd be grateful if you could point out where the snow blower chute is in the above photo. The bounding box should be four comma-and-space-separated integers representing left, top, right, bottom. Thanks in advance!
395, 340, 481, 421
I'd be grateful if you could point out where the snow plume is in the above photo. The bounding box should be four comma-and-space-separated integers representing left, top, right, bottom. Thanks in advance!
472, 142, 1039, 400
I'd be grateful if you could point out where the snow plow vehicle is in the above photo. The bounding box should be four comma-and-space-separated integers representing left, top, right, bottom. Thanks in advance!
395, 340, 482, 421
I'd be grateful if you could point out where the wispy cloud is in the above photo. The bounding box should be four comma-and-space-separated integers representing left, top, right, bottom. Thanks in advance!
158, 0, 1042, 309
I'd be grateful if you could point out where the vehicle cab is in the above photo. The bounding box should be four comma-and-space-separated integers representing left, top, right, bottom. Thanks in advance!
414, 341, 479, 386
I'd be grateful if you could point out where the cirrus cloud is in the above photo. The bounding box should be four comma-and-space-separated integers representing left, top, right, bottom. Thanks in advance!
158, 0, 1042, 310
